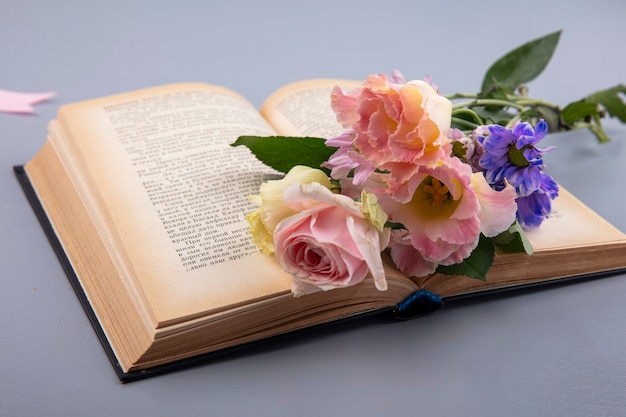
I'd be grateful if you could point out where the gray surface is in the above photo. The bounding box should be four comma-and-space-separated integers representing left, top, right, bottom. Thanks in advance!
2, 1, 626, 416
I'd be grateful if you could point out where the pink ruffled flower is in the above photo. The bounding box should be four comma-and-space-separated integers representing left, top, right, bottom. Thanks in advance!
471, 173, 518, 237
380, 156, 517, 277
273, 182, 390, 296
326, 74, 452, 184
388, 229, 439, 278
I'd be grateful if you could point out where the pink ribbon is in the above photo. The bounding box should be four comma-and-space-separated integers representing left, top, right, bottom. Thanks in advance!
0, 89, 55, 114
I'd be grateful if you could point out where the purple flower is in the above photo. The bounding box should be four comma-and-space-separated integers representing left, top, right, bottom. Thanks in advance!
322, 130, 375, 185
479, 120, 554, 197
516, 172, 559, 228
478, 120, 558, 228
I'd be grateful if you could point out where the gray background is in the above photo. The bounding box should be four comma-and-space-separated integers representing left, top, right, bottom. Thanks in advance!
2, 1, 626, 416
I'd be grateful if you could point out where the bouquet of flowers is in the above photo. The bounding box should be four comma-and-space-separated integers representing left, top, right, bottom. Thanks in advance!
233, 31, 626, 296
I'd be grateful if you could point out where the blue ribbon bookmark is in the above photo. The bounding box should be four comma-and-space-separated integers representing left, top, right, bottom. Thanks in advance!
392, 289, 443, 320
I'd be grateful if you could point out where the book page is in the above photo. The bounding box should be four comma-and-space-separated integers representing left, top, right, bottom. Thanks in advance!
260, 79, 361, 137
417, 186, 626, 297
54, 83, 293, 327
523, 187, 626, 249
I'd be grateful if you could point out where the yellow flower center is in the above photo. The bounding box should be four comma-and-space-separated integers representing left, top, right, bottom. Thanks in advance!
424, 177, 449, 206
411, 176, 460, 220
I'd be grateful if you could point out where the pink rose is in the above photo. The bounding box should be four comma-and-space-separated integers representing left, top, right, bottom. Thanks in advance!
326, 74, 452, 184
246, 166, 331, 255
273, 182, 390, 296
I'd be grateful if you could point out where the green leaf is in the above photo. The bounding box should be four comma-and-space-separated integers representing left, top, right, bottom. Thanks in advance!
492, 221, 534, 255
436, 234, 495, 281
561, 100, 600, 125
384, 221, 406, 230
481, 31, 562, 94
585, 84, 626, 123
232, 136, 336, 174
520, 105, 561, 132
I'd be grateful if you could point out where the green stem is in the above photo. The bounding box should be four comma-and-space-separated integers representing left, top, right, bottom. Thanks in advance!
504, 115, 522, 128
451, 117, 480, 130
452, 98, 527, 111
445, 92, 478, 100
448, 93, 560, 112
451, 108, 484, 125
514, 98, 559, 109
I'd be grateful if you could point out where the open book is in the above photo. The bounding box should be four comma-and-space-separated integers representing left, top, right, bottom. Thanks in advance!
16, 80, 626, 382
